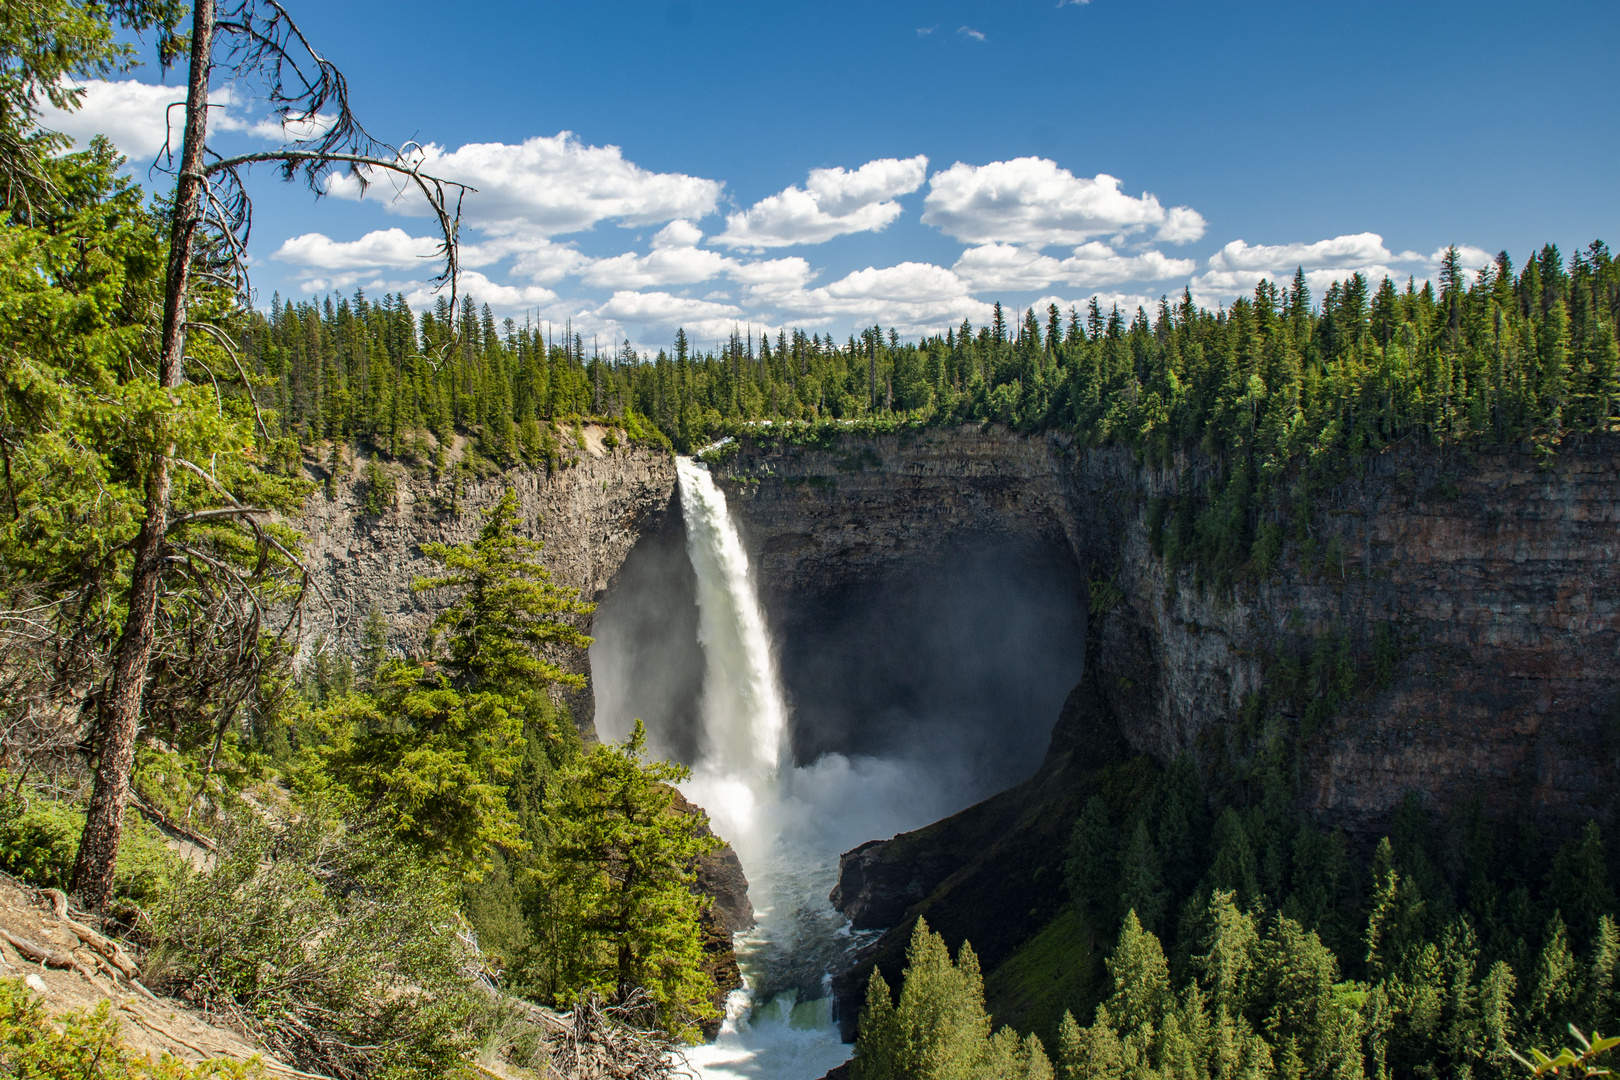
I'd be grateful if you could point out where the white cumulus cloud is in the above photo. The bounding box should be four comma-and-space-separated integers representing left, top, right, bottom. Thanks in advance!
763, 261, 994, 335
327, 132, 723, 239
593, 290, 770, 343
38, 80, 342, 163
582, 246, 732, 289
273, 228, 439, 271
38, 79, 184, 160
714, 155, 928, 250
953, 241, 1195, 292
1193, 233, 1420, 302
404, 269, 556, 315
923, 157, 1205, 247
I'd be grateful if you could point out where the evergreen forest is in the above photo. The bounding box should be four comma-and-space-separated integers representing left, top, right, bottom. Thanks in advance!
253, 244, 1618, 588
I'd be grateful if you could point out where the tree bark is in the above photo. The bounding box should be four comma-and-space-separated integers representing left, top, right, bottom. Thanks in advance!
71, 0, 215, 911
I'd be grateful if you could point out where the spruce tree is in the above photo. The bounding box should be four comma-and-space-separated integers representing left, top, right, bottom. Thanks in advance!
851, 971, 902, 1080
1105, 910, 1172, 1035
1118, 817, 1169, 932
324, 490, 591, 875
542, 719, 721, 1040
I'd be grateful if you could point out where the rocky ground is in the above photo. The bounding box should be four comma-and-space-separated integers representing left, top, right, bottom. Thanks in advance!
0, 872, 309, 1075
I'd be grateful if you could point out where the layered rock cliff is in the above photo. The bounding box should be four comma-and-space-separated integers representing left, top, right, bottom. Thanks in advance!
700, 428, 1620, 1034
295, 426, 677, 717
707, 428, 1620, 833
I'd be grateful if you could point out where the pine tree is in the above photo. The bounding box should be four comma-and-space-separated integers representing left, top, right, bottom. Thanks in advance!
1209, 807, 1261, 907
851, 971, 902, 1080
1551, 823, 1617, 946
1064, 795, 1117, 927
1527, 915, 1580, 1048
1581, 915, 1620, 1035
1059, 1004, 1126, 1080
358, 606, 390, 687
890, 919, 993, 1079
324, 490, 591, 875
1118, 817, 1169, 932
542, 719, 721, 1040
1106, 910, 1172, 1035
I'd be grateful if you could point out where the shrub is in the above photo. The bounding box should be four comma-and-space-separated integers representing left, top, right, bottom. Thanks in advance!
360, 461, 396, 516
147, 812, 477, 1079
0, 792, 177, 904
0, 977, 259, 1078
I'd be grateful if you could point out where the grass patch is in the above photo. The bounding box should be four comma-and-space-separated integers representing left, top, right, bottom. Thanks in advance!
984, 905, 1101, 1050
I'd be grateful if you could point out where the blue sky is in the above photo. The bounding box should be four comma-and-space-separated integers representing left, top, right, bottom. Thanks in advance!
45, 0, 1620, 351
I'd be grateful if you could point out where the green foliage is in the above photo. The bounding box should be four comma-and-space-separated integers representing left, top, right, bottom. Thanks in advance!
852, 919, 1051, 1080
0, 792, 176, 904
0, 977, 259, 1079
1515, 1025, 1620, 1078
416, 488, 594, 697
359, 459, 396, 515
256, 243, 1620, 595
358, 606, 390, 686
983, 906, 1098, 1048
539, 720, 720, 1042
322, 489, 591, 877
148, 813, 477, 1080
0, 0, 183, 213
902, 740, 1620, 1080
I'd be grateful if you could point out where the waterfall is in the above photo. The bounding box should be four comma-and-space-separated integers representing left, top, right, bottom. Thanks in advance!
676, 457, 787, 862
674, 457, 854, 1080
592, 457, 1080, 1077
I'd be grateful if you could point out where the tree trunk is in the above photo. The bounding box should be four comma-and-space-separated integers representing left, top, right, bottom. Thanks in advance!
72, 0, 215, 911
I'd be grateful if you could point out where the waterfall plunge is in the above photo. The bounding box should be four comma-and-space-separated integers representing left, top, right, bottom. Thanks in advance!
674, 458, 854, 1080
590, 458, 1086, 1076
675, 457, 787, 868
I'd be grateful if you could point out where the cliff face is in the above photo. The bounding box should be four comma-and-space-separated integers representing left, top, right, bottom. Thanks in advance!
701, 429, 1620, 1034
295, 423, 1620, 1038
299, 425, 1620, 829
710, 429, 1620, 833
1090, 439, 1620, 828
295, 427, 678, 705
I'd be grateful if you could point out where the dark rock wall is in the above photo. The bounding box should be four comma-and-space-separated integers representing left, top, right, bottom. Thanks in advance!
712, 429, 1620, 834
707, 429, 1620, 1035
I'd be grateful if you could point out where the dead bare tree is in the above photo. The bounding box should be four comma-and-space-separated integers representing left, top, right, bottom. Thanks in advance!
71, 0, 470, 911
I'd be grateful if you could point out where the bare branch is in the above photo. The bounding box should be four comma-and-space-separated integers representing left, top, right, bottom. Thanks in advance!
167, 506, 274, 532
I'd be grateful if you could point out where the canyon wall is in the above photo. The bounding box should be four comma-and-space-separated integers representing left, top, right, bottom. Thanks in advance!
297, 423, 1620, 835
295, 426, 677, 716
295, 424, 1620, 1033
709, 428, 1620, 832
701, 427, 1620, 1035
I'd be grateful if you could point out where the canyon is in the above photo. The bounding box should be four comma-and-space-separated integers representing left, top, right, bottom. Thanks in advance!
298, 423, 1620, 1039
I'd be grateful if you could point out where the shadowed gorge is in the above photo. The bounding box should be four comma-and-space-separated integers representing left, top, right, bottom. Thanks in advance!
594, 521, 1088, 796
773, 535, 1085, 785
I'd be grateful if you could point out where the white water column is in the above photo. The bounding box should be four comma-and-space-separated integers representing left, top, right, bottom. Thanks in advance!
675, 456, 789, 864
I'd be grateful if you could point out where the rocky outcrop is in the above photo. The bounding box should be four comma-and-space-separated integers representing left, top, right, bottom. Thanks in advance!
820, 670, 1133, 1038
294, 427, 677, 726
715, 426, 1096, 602
672, 790, 755, 936
666, 789, 751, 1037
